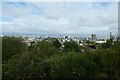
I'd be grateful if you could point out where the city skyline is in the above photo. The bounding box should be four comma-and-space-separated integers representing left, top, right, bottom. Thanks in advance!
1, 2, 118, 38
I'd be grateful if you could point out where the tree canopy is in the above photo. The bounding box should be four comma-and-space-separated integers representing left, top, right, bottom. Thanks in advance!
2, 36, 120, 79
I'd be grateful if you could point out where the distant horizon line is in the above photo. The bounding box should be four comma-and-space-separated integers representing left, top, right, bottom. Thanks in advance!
2, 32, 117, 35
2, 32, 118, 39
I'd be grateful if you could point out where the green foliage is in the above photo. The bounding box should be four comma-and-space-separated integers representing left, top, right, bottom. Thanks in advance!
2, 37, 120, 79
101, 39, 113, 49
51, 38, 61, 49
2, 36, 26, 63
2, 54, 20, 79
86, 40, 90, 44
3, 51, 51, 79
63, 40, 81, 53
46, 52, 96, 78
84, 49, 119, 79
35, 40, 59, 59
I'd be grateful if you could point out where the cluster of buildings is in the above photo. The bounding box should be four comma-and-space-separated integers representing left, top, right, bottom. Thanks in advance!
2, 32, 118, 49
20, 32, 119, 51
22, 34, 109, 47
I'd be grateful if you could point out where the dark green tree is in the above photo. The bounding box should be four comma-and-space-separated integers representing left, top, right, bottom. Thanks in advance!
101, 38, 113, 49
35, 40, 59, 59
2, 36, 26, 63
51, 39, 61, 49
63, 40, 81, 53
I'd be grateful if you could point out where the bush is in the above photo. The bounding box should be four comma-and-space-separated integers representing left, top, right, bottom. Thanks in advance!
63, 41, 81, 53
51, 38, 61, 49
2, 36, 26, 63
45, 52, 96, 78
2, 37, 120, 79
84, 49, 119, 79
35, 40, 60, 59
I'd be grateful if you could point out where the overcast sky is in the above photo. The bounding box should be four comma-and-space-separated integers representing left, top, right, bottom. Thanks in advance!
1, 2, 118, 37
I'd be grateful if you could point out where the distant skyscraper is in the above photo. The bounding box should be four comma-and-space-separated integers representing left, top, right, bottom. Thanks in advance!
110, 32, 112, 39
91, 34, 96, 41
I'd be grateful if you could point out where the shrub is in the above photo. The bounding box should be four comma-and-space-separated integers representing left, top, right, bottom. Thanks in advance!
2, 36, 26, 63
45, 52, 96, 78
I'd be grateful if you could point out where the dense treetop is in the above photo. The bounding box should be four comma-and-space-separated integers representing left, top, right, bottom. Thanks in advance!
2, 36, 120, 79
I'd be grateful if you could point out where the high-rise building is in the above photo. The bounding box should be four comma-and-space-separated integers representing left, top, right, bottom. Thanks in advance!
110, 32, 113, 39
91, 34, 96, 41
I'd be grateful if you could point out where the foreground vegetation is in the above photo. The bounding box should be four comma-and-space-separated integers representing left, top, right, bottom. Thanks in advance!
2, 36, 120, 79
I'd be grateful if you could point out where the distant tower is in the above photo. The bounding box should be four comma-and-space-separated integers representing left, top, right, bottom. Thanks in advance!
91, 34, 96, 41
110, 32, 112, 38
110, 32, 113, 39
